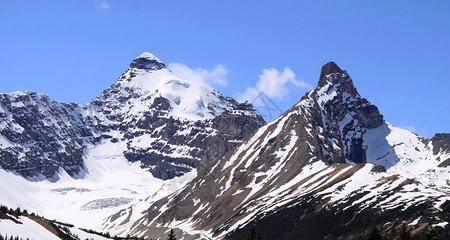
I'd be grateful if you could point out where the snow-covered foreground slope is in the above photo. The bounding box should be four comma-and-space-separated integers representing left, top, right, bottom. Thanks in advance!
0, 216, 61, 240
113, 62, 450, 240
0, 213, 114, 240
0, 139, 196, 230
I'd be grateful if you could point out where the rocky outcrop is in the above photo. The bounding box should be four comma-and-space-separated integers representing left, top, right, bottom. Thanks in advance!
432, 133, 450, 155
305, 61, 383, 164
433, 134, 450, 167
129, 52, 166, 70
0, 92, 92, 179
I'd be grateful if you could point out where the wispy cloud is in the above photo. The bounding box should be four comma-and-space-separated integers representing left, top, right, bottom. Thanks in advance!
238, 67, 310, 103
94, 0, 110, 11
168, 63, 229, 87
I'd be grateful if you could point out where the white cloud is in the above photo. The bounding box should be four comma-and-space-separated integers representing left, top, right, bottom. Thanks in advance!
94, 0, 110, 11
168, 63, 229, 87
239, 67, 310, 103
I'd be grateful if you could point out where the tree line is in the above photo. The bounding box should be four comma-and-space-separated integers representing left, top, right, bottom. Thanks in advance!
0, 235, 29, 240
353, 224, 444, 240
243, 224, 446, 240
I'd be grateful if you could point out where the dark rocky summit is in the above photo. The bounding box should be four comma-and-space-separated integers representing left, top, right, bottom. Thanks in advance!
129, 55, 166, 70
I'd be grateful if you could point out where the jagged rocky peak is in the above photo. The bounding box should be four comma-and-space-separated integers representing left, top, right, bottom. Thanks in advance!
318, 61, 344, 86
129, 51, 166, 70
316, 61, 358, 98
312, 61, 384, 129
293, 61, 384, 164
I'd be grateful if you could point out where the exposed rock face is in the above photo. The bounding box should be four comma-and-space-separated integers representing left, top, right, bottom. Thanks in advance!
433, 134, 450, 167
0, 52, 265, 180
112, 62, 450, 240
304, 61, 384, 164
0, 92, 91, 179
120, 103, 265, 179
432, 133, 450, 154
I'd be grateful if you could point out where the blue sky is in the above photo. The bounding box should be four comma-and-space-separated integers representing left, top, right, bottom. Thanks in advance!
0, 1, 449, 136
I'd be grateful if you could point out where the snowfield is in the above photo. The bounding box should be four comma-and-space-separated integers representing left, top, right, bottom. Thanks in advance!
0, 139, 196, 231
0, 216, 61, 240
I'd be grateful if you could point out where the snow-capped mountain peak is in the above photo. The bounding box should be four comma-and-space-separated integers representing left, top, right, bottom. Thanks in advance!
92, 51, 242, 122
129, 51, 166, 70
84, 52, 265, 179
136, 51, 161, 61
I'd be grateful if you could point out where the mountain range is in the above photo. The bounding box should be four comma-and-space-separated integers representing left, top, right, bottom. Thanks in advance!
0, 53, 449, 240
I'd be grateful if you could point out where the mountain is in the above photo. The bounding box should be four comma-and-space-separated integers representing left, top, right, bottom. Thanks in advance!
0, 52, 264, 231
86, 52, 265, 179
107, 62, 450, 239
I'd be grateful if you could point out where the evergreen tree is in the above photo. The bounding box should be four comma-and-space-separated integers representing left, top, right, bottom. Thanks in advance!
366, 226, 382, 240
423, 224, 440, 240
257, 233, 263, 240
167, 229, 176, 240
398, 224, 411, 240
13, 207, 21, 217
0, 205, 8, 214
246, 225, 263, 240
248, 225, 257, 240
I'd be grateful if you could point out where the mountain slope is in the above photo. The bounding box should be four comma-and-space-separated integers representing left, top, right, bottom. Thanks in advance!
112, 62, 450, 240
